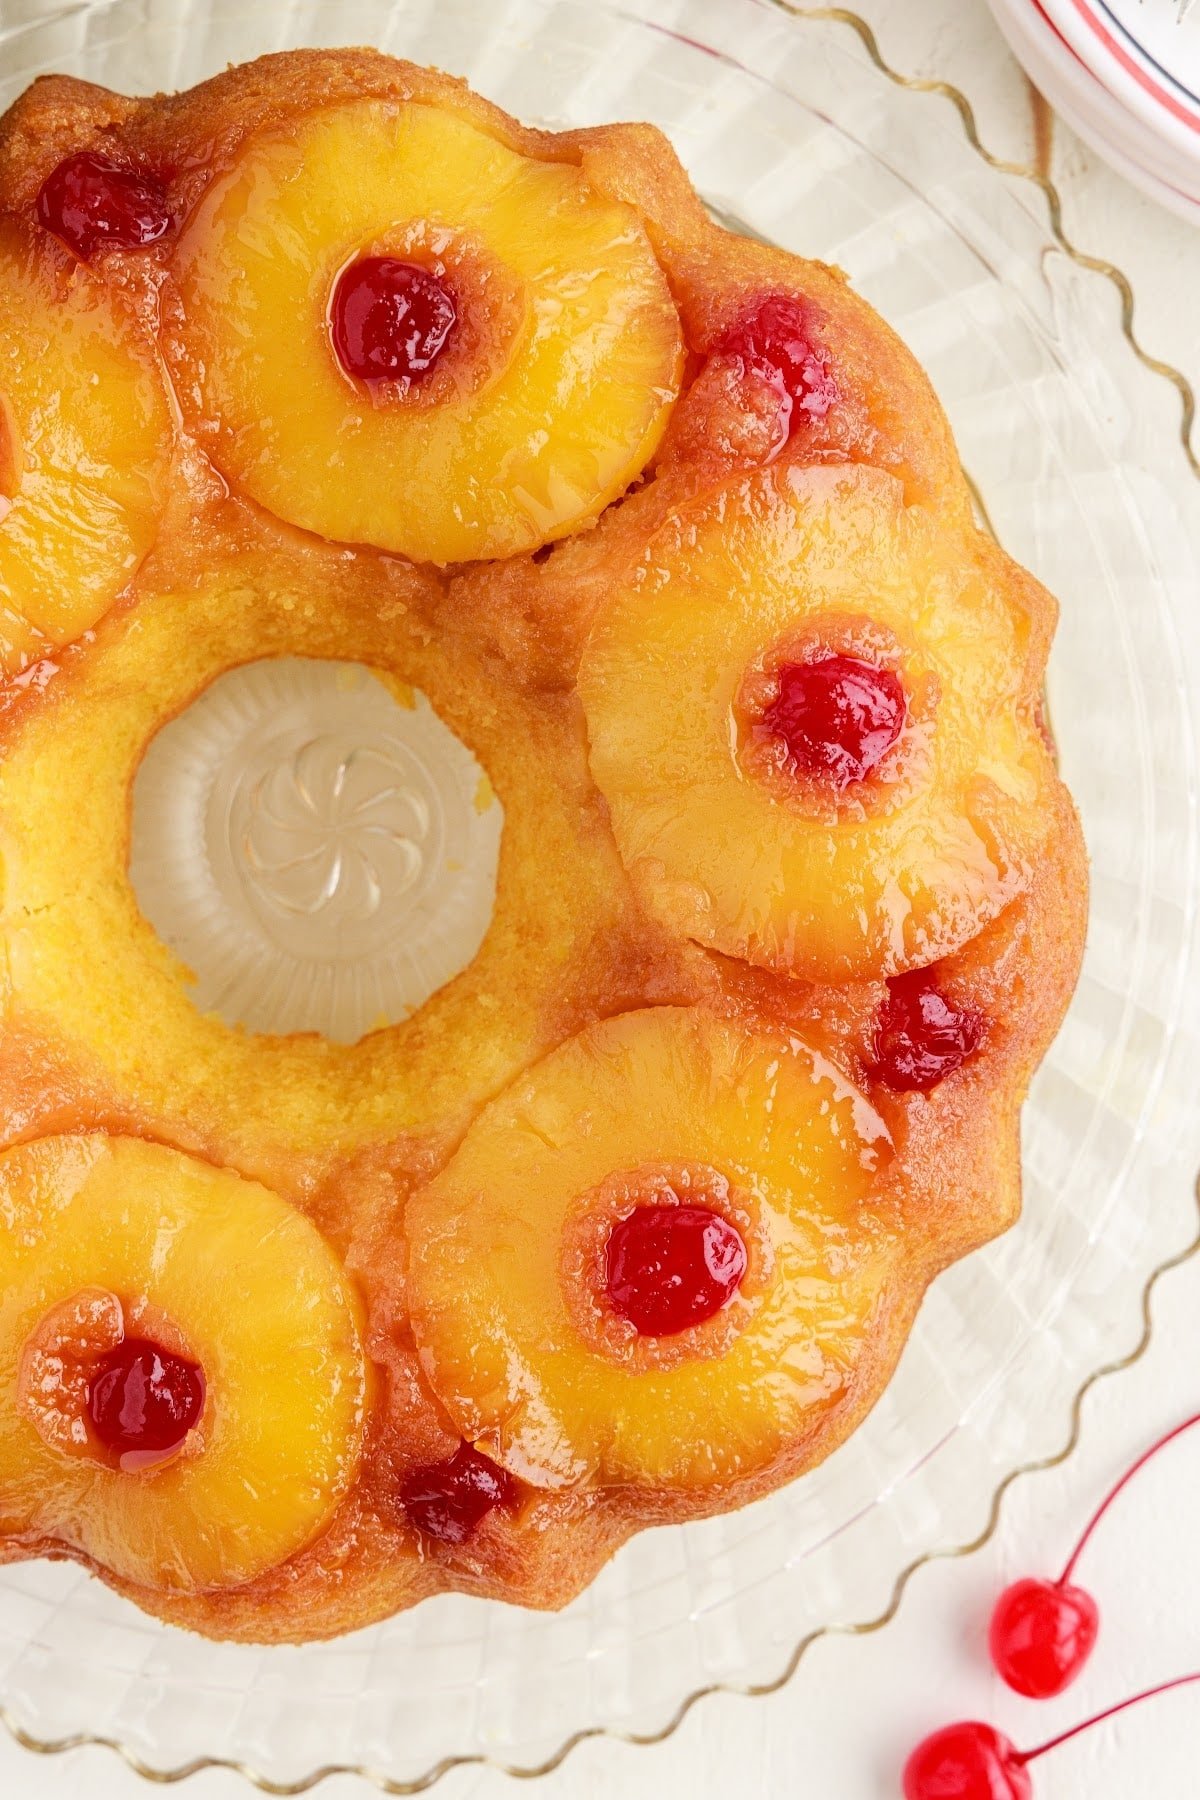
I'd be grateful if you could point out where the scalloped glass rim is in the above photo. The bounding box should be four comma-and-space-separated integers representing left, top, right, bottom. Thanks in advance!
1, 0, 1200, 1790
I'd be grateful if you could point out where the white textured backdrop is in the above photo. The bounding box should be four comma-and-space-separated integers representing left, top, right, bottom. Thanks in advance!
1, 1, 1198, 1794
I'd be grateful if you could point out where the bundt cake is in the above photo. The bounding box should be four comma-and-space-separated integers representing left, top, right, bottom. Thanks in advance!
0, 49, 1086, 1642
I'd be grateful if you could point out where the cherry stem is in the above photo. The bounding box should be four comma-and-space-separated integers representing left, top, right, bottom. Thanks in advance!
1058, 1409, 1200, 1586
1018, 1671, 1200, 1765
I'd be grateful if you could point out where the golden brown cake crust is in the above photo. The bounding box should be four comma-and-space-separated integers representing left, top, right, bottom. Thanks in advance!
0, 49, 1086, 1642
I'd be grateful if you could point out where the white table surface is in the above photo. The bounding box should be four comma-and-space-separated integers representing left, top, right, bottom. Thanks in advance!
3, 1, 1200, 1795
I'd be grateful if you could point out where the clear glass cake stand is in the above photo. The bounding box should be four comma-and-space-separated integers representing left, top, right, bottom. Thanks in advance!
1, 0, 1199, 1790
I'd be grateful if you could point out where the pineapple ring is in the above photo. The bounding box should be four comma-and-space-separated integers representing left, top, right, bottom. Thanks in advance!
0, 221, 172, 676
168, 100, 683, 564
0, 1134, 366, 1592
406, 1006, 908, 1493
577, 460, 1057, 981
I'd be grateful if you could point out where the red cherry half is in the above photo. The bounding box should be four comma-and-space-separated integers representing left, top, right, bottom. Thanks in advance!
870, 970, 985, 1091
36, 152, 171, 262
605, 1203, 747, 1338
989, 1578, 1099, 1699
330, 257, 457, 385
759, 653, 906, 790
715, 293, 838, 433
903, 1722, 1031, 1800
87, 1336, 205, 1469
399, 1443, 519, 1546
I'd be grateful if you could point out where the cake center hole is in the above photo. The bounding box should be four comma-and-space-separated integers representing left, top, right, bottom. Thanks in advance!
130, 658, 503, 1043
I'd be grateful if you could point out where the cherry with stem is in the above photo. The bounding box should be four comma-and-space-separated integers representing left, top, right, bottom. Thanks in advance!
904, 1671, 1200, 1800
989, 1409, 1200, 1698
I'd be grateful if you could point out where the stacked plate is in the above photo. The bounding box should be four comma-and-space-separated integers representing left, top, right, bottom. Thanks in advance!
987, 0, 1200, 220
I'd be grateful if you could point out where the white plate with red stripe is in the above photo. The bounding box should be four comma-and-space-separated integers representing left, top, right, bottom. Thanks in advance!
1044, 0, 1200, 148
988, 0, 1200, 218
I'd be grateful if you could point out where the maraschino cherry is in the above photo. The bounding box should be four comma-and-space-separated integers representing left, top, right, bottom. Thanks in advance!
760, 653, 906, 790
990, 1410, 1200, 1697
871, 970, 986, 1093
903, 1721, 1029, 1800
330, 256, 457, 385
904, 1673, 1200, 1799
988, 1577, 1098, 1701
605, 1203, 747, 1337
400, 1442, 519, 1546
87, 1335, 205, 1468
714, 293, 838, 435
36, 151, 171, 262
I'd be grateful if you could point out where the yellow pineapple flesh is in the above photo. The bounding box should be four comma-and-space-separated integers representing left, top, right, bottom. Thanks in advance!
168, 99, 683, 564
0, 221, 171, 674
0, 526, 637, 1184
0, 1135, 367, 1592
405, 1005, 906, 1493
577, 460, 1056, 981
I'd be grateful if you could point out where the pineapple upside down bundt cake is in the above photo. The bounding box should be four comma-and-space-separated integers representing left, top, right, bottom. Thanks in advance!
0, 49, 1086, 1642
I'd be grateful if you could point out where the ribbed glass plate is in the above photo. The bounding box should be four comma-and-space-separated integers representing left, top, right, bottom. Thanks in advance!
1, 0, 1199, 1788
